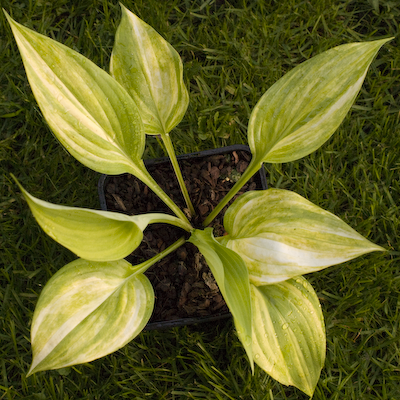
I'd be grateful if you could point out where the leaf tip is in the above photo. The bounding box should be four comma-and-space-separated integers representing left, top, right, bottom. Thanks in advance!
3, 9, 19, 34
10, 175, 33, 206
250, 359, 255, 375
365, 240, 386, 254
10, 173, 24, 193
3, 10, 20, 31
119, 2, 134, 19
26, 363, 36, 378
3, 8, 11, 20
119, 2, 128, 13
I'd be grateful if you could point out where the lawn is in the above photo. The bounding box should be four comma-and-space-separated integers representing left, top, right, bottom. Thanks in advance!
1, 0, 400, 398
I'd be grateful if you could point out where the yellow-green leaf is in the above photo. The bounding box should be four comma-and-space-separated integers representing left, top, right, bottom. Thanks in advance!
111, 4, 189, 135
252, 276, 325, 396
188, 228, 253, 370
28, 258, 153, 375
6, 12, 146, 177
248, 39, 392, 164
222, 189, 384, 284
16, 178, 192, 261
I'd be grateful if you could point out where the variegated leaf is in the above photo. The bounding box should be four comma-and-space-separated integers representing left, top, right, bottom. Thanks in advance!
248, 38, 391, 164
6, 13, 147, 177
28, 258, 154, 375
110, 5, 189, 135
188, 228, 253, 369
222, 189, 384, 284
16, 178, 192, 262
251, 276, 325, 396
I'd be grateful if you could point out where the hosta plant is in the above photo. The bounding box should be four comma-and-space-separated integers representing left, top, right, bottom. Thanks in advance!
6, 5, 390, 397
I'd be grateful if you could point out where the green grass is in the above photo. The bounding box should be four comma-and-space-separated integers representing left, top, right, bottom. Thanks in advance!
1, 0, 400, 398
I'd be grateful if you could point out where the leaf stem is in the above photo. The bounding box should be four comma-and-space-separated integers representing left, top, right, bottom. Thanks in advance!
134, 162, 192, 228
133, 236, 186, 275
203, 158, 261, 227
161, 132, 196, 216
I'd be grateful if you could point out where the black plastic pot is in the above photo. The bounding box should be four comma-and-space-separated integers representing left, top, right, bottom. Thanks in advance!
98, 144, 267, 330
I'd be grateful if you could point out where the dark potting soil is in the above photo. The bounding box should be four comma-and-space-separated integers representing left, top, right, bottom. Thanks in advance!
103, 149, 263, 324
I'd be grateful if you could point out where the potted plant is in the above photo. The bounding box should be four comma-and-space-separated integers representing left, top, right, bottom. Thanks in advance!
5, 5, 390, 396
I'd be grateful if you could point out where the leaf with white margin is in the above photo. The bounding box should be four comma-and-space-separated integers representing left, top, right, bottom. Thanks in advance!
248, 38, 392, 164
27, 258, 153, 375
221, 189, 384, 285
110, 4, 189, 135
188, 228, 253, 370
6, 12, 148, 178
251, 276, 325, 397
6, 13, 191, 225
15, 177, 191, 262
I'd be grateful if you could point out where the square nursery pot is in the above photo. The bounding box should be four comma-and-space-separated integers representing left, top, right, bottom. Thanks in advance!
98, 144, 267, 330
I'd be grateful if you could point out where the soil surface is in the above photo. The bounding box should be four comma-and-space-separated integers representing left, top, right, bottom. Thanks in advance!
102, 149, 264, 325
